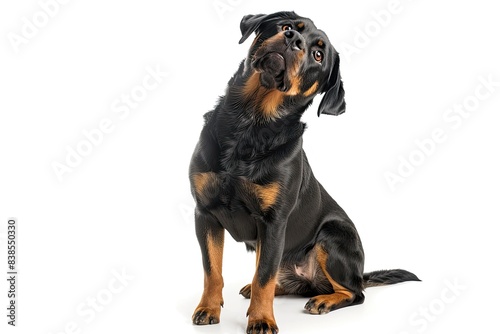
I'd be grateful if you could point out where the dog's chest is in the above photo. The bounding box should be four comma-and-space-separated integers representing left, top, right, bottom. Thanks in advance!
191, 171, 279, 214
219, 137, 274, 177
191, 171, 280, 241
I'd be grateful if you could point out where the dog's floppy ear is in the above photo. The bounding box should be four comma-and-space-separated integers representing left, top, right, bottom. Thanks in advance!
239, 14, 267, 44
317, 52, 346, 116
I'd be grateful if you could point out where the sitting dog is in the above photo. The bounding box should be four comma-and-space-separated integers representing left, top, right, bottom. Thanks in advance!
189, 11, 419, 334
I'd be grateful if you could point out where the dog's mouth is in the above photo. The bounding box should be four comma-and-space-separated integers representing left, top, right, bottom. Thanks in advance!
252, 52, 287, 91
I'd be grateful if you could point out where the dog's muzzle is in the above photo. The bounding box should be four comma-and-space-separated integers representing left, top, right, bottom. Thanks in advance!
252, 30, 305, 91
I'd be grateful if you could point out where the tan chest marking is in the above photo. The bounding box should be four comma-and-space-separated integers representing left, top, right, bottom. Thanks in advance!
249, 182, 280, 211
192, 172, 218, 197
193, 172, 280, 212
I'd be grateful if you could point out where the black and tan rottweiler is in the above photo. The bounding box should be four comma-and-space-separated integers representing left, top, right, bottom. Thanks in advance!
189, 11, 419, 334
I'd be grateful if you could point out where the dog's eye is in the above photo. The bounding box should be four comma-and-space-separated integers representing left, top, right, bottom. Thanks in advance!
313, 50, 324, 63
282, 25, 293, 31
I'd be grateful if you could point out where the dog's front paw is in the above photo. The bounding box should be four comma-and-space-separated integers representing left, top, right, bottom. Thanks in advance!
246, 319, 278, 334
192, 306, 220, 325
239, 283, 252, 298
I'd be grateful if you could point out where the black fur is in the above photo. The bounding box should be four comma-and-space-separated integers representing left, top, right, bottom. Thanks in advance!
190, 11, 419, 333
363, 269, 421, 288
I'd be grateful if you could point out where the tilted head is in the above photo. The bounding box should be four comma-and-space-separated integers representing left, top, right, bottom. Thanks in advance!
239, 11, 345, 119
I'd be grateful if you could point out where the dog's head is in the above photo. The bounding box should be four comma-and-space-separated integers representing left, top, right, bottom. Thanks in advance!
239, 11, 345, 117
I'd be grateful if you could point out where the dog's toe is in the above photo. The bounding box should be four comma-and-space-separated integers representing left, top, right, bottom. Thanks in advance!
192, 307, 220, 325
239, 283, 252, 298
246, 319, 278, 334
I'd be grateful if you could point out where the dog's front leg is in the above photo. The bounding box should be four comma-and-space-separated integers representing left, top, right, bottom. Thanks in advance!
246, 221, 286, 334
192, 208, 225, 325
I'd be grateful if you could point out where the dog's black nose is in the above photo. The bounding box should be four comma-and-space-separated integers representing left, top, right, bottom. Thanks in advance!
284, 30, 303, 51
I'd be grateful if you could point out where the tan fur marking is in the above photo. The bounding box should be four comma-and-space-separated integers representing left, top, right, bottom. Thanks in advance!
243, 33, 309, 119
243, 72, 284, 120
247, 273, 278, 328
253, 182, 280, 210
318, 39, 324, 47
285, 50, 305, 96
243, 72, 262, 97
255, 242, 261, 267
303, 81, 319, 97
207, 233, 224, 278
297, 22, 305, 29
240, 283, 288, 299
193, 232, 224, 324
246, 242, 280, 331
261, 90, 284, 117
303, 245, 354, 314
316, 245, 354, 300
192, 172, 216, 196
285, 76, 302, 96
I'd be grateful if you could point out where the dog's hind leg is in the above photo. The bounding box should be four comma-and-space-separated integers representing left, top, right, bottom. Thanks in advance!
304, 221, 366, 314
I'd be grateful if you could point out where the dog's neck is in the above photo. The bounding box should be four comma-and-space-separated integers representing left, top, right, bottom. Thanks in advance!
204, 62, 308, 176
211, 99, 305, 153
225, 60, 313, 123
213, 62, 307, 143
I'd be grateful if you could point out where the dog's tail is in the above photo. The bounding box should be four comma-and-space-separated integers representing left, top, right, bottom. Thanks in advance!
363, 269, 420, 288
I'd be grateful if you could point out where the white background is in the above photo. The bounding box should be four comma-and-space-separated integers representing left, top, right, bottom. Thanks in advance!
1, 0, 499, 333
